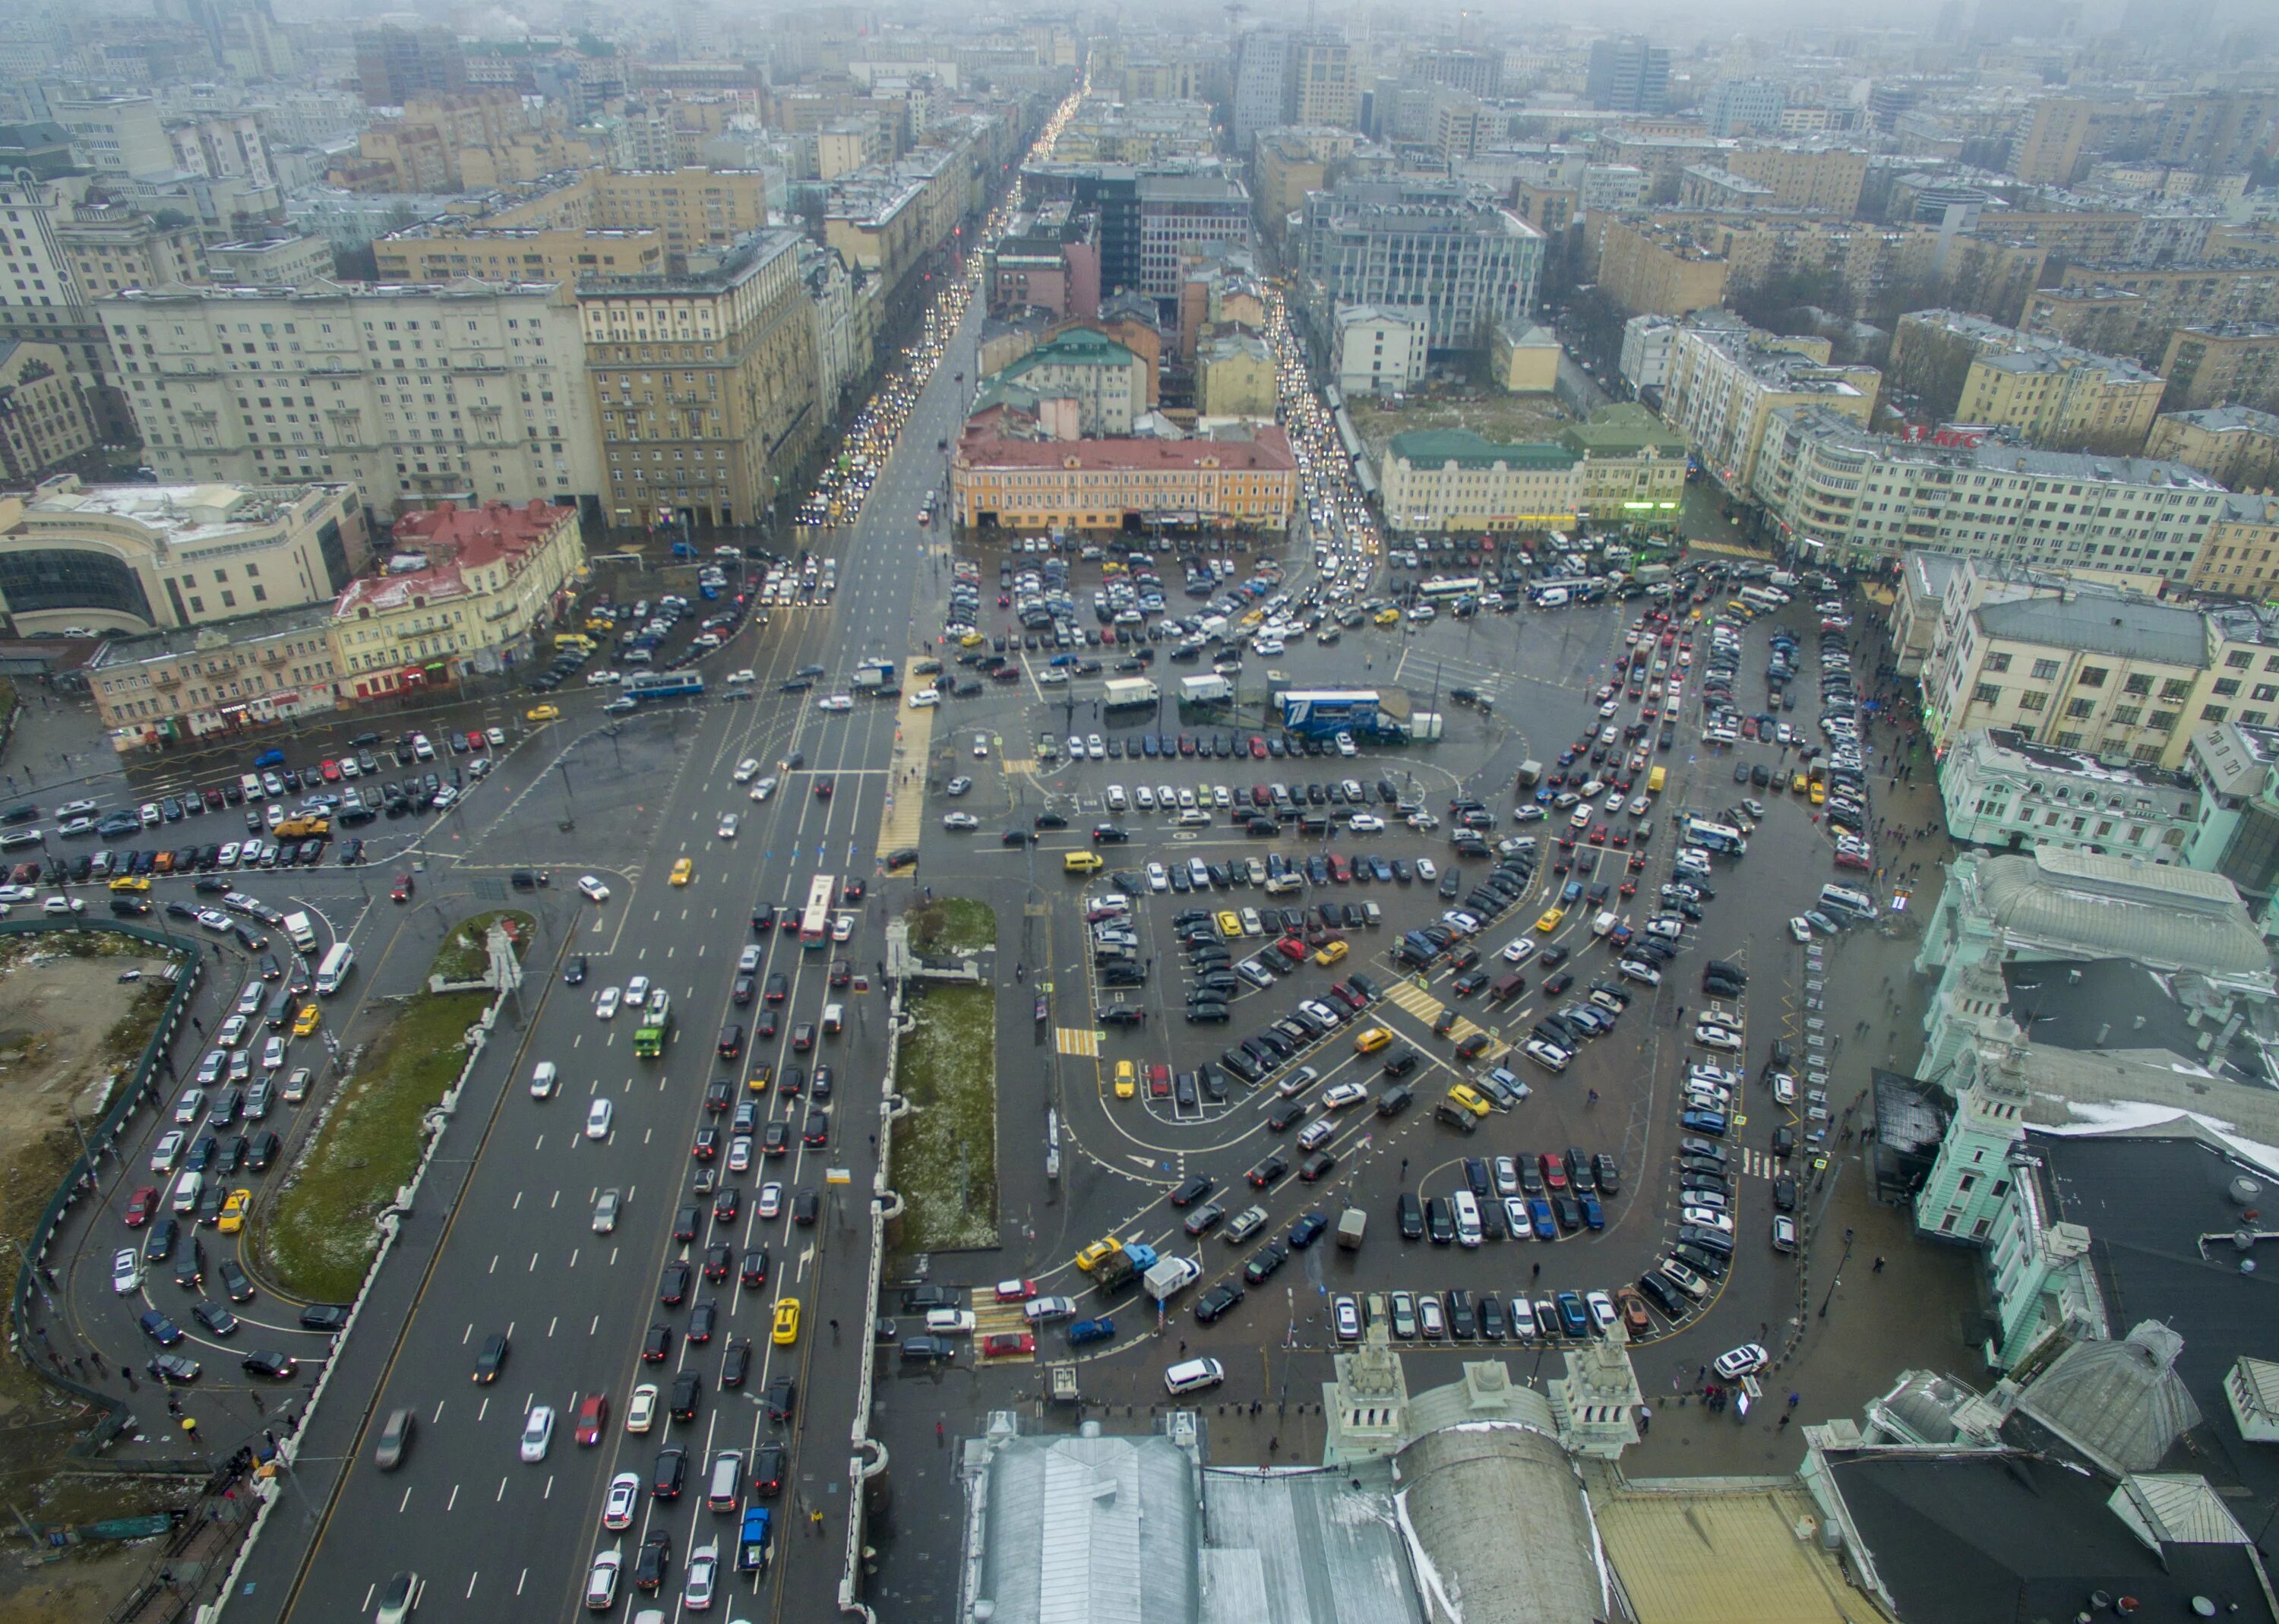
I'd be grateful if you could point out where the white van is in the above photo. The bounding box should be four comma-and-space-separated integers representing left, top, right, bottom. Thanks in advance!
1451, 1189, 1484, 1248
1163, 1357, 1225, 1396
172, 1171, 204, 1214
1818, 883, 1876, 919
1532, 587, 1569, 608
239, 773, 265, 802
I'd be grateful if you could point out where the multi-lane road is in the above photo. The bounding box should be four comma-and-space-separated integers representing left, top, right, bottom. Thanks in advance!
208, 277, 986, 1624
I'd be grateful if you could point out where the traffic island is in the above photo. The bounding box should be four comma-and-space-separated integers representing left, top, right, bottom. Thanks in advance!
890, 899, 999, 1250
259, 914, 530, 1302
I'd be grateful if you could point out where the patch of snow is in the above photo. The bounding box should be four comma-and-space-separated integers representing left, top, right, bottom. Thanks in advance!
2036, 1097, 2279, 1180
1392, 1486, 1462, 1622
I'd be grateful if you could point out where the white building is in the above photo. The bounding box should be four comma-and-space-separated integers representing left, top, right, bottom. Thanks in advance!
1620, 313, 1680, 397
1938, 727, 2200, 862
1332, 305, 1424, 397
100, 280, 602, 523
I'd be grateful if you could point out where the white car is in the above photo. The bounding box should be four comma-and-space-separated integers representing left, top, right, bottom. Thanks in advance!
1712, 1342, 1769, 1380
150, 1130, 185, 1172
924, 1309, 977, 1335
908, 688, 940, 708
819, 694, 852, 711
583, 1553, 621, 1614
586, 670, 620, 687
624, 1383, 658, 1433
738, 944, 763, 972
1585, 1290, 1617, 1332
683, 1540, 719, 1611
973, 735, 990, 759
1145, 863, 1170, 893
1568, 806, 1592, 830
749, 776, 778, 803
716, 814, 740, 839
625, 975, 651, 1005
1644, 916, 1686, 940
733, 758, 763, 785
1523, 1038, 1571, 1072
529, 1062, 558, 1098
726, 1136, 752, 1172
602, 1471, 641, 1530
757, 1180, 785, 1219
594, 987, 621, 1020
1693, 1024, 1743, 1053
1790, 916, 1815, 942
1617, 960, 1661, 986
261, 1036, 286, 1071
1500, 937, 1535, 965
577, 875, 610, 902
1349, 813, 1383, 833
519, 1404, 555, 1462
1414, 858, 1437, 880
112, 1248, 141, 1295
487, 727, 505, 747
1682, 1207, 1735, 1234
1322, 1081, 1370, 1111
1086, 734, 1105, 759
585, 1098, 613, 1139
833, 912, 855, 942
593, 1189, 621, 1232
942, 812, 979, 830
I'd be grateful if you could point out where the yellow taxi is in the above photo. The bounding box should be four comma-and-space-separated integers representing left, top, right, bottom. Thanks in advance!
1809, 780, 1826, 805
1373, 607, 1402, 627
217, 1187, 253, 1234
584, 615, 617, 634
525, 704, 560, 722
292, 1003, 321, 1038
1446, 1084, 1492, 1118
958, 630, 986, 648
1063, 851, 1105, 875
1354, 1025, 1393, 1054
1113, 1060, 1136, 1100
1791, 772, 1810, 795
669, 858, 694, 886
108, 874, 150, 893
772, 1297, 801, 1346
1074, 1237, 1124, 1273
1313, 940, 1349, 967
747, 1063, 772, 1094
1535, 906, 1566, 934
1216, 910, 1243, 938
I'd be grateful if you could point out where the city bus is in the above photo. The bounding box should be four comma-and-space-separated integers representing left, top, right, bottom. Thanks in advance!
1681, 817, 1748, 856
315, 942, 355, 996
626, 670, 706, 701
799, 875, 836, 950
1418, 575, 1483, 601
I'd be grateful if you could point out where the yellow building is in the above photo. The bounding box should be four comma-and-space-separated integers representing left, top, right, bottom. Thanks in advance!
1557, 404, 1688, 530
1723, 144, 1870, 216
2189, 494, 2279, 599
952, 415, 1298, 532
1380, 431, 1582, 533
88, 601, 342, 744
1663, 314, 1880, 495
1197, 334, 1275, 418
479, 168, 770, 269
1489, 319, 1561, 393
375, 226, 665, 284
576, 228, 820, 531
1953, 344, 2165, 453
2147, 406, 2279, 494
330, 497, 585, 695
1592, 214, 1730, 317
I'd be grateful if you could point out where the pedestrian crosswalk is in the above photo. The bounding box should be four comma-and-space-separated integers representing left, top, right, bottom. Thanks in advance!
871, 703, 936, 860
1383, 981, 1444, 1022
1055, 1027, 1099, 1057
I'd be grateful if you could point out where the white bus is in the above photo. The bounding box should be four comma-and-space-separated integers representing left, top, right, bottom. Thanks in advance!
799, 874, 836, 951
1418, 575, 1483, 601
1681, 817, 1749, 856
1740, 586, 1791, 611
315, 942, 355, 996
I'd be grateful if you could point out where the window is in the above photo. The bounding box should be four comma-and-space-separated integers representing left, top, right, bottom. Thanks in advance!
1983, 652, 2013, 674
2124, 672, 2153, 697
2203, 704, 2230, 722
2065, 696, 2093, 718
2160, 678, 2192, 700
2031, 658, 2059, 680
1973, 682, 2002, 705
2077, 666, 2108, 688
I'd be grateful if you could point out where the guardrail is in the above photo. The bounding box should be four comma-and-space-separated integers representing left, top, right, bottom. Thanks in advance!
2, 918, 203, 1465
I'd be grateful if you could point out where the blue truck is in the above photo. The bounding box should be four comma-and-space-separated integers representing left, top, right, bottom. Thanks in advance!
738, 1506, 773, 1572
1278, 689, 1381, 738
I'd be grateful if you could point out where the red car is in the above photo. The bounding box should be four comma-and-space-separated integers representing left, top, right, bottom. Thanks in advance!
573, 1392, 609, 1445
124, 1185, 159, 1227
994, 1278, 1037, 1303
466, 729, 487, 750
981, 1332, 1035, 1358
1147, 1063, 1172, 1098
319, 760, 340, 782
390, 874, 414, 902
1538, 1152, 1569, 1192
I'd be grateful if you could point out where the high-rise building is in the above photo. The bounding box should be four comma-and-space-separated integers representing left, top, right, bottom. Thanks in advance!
353, 24, 467, 108
1230, 30, 1292, 154
1291, 33, 1359, 131
576, 229, 820, 532
1301, 181, 1544, 355
0, 174, 135, 447
101, 280, 601, 522
1705, 81, 1784, 139
1585, 36, 1671, 116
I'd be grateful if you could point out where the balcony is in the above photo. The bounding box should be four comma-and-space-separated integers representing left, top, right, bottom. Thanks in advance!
152, 668, 179, 687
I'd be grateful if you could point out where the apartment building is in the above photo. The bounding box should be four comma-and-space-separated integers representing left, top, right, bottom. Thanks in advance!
2189, 494, 2279, 599
375, 226, 667, 285
1557, 403, 1686, 530
1587, 216, 1729, 318
1890, 308, 2164, 453
1196, 334, 1275, 419
1751, 406, 2225, 580
1919, 561, 2279, 766
1721, 144, 1870, 216
2147, 406, 2279, 494
1379, 431, 1582, 533
0, 342, 100, 483
0, 172, 136, 446
951, 415, 1296, 532
1330, 305, 1424, 397
0, 476, 366, 638
2157, 324, 2279, 415
576, 228, 818, 532
88, 599, 341, 744
101, 279, 601, 521
477, 167, 771, 269
54, 201, 207, 299
1620, 313, 1682, 396
1300, 180, 1543, 355
976, 325, 1147, 436
2056, 263, 2279, 351
204, 237, 333, 288
331, 497, 584, 694
1938, 726, 2198, 863
1661, 317, 1880, 496
1592, 210, 1937, 321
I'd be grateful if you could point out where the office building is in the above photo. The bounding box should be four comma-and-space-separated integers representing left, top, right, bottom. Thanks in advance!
1753, 407, 2224, 583
0, 173, 135, 447
1585, 37, 1671, 116
1379, 431, 1582, 533
1230, 29, 1293, 154
1135, 172, 1253, 300
0, 342, 100, 483
1705, 81, 1784, 138
1330, 305, 1424, 398
577, 229, 818, 532
354, 24, 467, 107
1661, 318, 1880, 497
102, 279, 601, 523
1301, 181, 1542, 355
87, 599, 341, 744
0, 475, 365, 639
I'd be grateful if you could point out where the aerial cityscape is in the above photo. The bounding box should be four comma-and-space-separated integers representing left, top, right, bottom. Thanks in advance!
2, 1, 2278, 1620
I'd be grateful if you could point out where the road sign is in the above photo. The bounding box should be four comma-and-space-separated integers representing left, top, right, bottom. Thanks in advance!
824, 1167, 852, 1186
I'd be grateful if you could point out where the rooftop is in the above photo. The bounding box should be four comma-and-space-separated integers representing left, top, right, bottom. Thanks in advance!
335, 498, 573, 618
3, 478, 344, 554
1974, 592, 2208, 666
959, 420, 1297, 474
1973, 728, 2197, 797
1559, 402, 1686, 459
1595, 1483, 1866, 1624
1387, 429, 1578, 472
2000, 957, 2208, 1060
2190, 720, 2279, 800
2167, 404, 2279, 436
1960, 845, 2270, 981
88, 599, 340, 668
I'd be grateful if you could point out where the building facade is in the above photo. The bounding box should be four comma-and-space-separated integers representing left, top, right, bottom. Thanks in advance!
1379, 430, 1582, 533
978, 325, 1146, 436
1661, 319, 1880, 498
330, 497, 583, 696
1937, 726, 2199, 861
577, 229, 819, 532
204, 237, 333, 288
1558, 404, 1687, 531
1332, 305, 1424, 398
951, 420, 1297, 532
0, 341, 100, 482
2157, 324, 2279, 415
0, 476, 366, 638
1196, 334, 1274, 419
1300, 181, 1543, 355
2189, 494, 2279, 600
88, 600, 341, 744
2148, 407, 2279, 494
102, 280, 600, 523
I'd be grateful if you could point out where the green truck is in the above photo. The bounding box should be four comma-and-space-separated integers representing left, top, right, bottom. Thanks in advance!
634, 991, 672, 1059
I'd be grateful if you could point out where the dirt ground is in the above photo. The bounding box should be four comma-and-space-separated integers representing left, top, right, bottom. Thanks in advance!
0, 1547, 155, 1624
1348, 391, 1577, 461
0, 944, 173, 1152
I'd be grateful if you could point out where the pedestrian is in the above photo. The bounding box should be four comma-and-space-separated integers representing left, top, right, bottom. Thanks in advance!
1778, 1413, 1791, 1430
1178, 1339, 1187, 1356
192, 1016, 204, 1034
1787, 1391, 1800, 1408
811, 1509, 825, 1534
1872, 1256, 1886, 1274
1697, 1363, 1708, 1384
1269, 1436, 1279, 1454
250, 1391, 264, 1414
937, 1420, 945, 1445
1531, 1261, 1541, 1280
123, 1365, 136, 1390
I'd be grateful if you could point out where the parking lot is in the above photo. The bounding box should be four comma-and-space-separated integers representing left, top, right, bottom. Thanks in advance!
898, 541, 1901, 1401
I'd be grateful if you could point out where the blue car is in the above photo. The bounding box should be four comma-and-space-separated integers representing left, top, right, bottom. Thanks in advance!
1678, 1107, 1728, 1137
1067, 1317, 1115, 1345
138, 1310, 183, 1346
1579, 1194, 1604, 1231
1527, 1198, 1557, 1241
1554, 1291, 1589, 1338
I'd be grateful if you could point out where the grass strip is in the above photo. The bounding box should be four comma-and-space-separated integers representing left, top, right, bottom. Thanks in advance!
891, 982, 1000, 1250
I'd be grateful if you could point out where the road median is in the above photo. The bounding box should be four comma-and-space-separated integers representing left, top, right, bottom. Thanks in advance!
891, 898, 999, 1250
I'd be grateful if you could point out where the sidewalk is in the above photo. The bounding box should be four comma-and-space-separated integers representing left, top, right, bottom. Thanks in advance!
1, 681, 122, 807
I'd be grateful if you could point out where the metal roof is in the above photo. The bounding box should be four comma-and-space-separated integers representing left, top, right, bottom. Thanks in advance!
1392, 1423, 1606, 1624
2016, 1322, 2204, 1477
975, 1430, 1200, 1624
1968, 848, 2268, 978
1974, 592, 2208, 668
